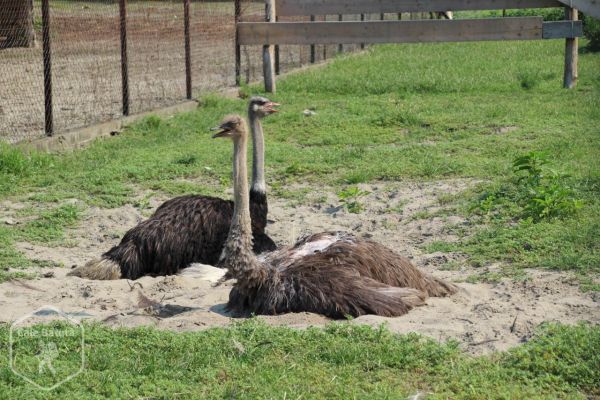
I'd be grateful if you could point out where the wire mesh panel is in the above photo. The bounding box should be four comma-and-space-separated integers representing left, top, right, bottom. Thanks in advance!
127, 1, 186, 114
50, 0, 121, 134
0, 0, 44, 143
0, 0, 371, 144
238, 0, 264, 85
189, 0, 235, 91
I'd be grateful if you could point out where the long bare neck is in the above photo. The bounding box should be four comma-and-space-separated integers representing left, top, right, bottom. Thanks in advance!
230, 132, 252, 244
249, 112, 266, 194
220, 125, 266, 286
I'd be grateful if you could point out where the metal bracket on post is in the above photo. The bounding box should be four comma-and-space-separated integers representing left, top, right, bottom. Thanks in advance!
263, 0, 276, 93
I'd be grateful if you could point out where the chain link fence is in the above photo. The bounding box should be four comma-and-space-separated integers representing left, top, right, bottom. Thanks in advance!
0, 1, 389, 144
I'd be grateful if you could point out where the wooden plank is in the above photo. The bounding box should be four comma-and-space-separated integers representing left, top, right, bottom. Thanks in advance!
238, 17, 543, 45
556, 0, 600, 19
275, 0, 561, 17
542, 20, 583, 38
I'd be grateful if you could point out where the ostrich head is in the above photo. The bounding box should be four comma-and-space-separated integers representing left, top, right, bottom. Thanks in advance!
249, 96, 279, 118
211, 114, 247, 140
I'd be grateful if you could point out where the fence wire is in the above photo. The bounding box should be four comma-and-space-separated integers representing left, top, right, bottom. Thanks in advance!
1, 1, 379, 144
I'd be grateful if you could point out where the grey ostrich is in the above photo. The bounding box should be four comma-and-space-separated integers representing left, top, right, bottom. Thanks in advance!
214, 114, 457, 319
68, 97, 279, 280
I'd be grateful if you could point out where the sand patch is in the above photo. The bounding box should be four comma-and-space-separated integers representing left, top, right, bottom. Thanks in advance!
2, 179, 598, 354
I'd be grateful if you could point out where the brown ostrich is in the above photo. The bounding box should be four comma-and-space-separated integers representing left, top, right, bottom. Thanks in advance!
214, 114, 457, 319
68, 97, 279, 280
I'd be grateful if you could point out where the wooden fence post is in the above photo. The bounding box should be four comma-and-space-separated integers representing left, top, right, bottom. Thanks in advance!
563, 6, 578, 89
41, 0, 53, 135
119, 0, 129, 116
263, 0, 276, 93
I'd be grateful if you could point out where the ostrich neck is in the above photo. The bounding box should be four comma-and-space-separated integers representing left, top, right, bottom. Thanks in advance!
221, 128, 267, 287
231, 135, 252, 242
249, 113, 266, 194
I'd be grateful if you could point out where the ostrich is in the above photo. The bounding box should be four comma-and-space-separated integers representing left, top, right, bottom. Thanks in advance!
214, 114, 457, 319
68, 97, 279, 280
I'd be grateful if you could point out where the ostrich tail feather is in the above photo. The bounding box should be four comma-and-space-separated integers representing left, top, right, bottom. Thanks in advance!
67, 258, 121, 280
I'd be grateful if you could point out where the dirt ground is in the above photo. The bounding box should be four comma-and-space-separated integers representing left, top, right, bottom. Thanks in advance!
2, 179, 598, 355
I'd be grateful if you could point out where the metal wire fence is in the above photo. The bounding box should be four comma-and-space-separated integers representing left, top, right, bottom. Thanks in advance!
0, 1, 388, 144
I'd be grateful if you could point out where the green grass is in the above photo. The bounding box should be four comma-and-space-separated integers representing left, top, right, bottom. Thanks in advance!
0, 39, 599, 280
0, 203, 82, 281
0, 320, 597, 399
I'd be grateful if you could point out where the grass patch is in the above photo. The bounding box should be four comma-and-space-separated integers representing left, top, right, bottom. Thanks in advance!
0, 204, 82, 281
0, 320, 597, 399
425, 154, 599, 275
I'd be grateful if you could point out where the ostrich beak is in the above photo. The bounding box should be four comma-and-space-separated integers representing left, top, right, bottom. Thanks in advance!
210, 125, 231, 138
265, 101, 280, 113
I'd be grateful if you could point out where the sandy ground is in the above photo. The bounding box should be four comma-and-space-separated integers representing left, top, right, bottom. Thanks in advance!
2, 179, 598, 355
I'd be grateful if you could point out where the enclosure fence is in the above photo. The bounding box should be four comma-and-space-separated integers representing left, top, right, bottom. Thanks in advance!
1, 1, 584, 144
0, 0, 392, 144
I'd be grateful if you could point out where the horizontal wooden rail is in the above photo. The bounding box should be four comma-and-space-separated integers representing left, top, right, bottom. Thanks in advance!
275, 0, 562, 17
239, 17, 581, 46
556, 0, 600, 19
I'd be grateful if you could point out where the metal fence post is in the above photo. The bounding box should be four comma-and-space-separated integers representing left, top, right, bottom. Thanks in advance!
338, 14, 343, 53
323, 15, 327, 60
184, 0, 192, 99
360, 14, 365, 50
119, 0, 130, 116
310, 15, 315, 63
41, 0, 53, 135
235, 0, 241, 86
275, 15, 280, 75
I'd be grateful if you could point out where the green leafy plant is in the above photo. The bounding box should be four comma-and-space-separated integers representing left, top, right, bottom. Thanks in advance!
524, 181, 583, 220
513, 151, 582, 220
513, 151, 549, 186
475, 192, 498, 216
338, 186, 370, 214
469, 152, 582, 223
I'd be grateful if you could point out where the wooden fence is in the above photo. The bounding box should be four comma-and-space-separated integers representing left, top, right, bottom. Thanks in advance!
235, 0, 585, 92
